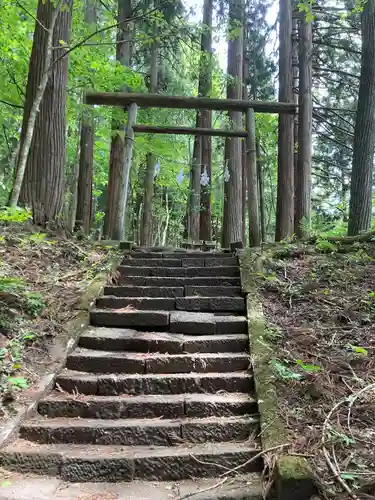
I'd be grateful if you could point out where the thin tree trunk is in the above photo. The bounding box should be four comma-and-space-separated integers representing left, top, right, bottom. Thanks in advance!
188, 122, 202, 241
348, 1, 375, 236
76, 0, 96, 235
103, 0, 132, 238
256, 140, 266, 242
275, 0, 294, 240
9, 0, 64, 211
241, 140, 247, 243
140, 22, 158, 246
76, 118, 94, 233
292, 14, 299, 232
67, 124, 81, 232
222, 0, 244, 246
295, 14, 312, 237
115, 102, 138, 240
162, 191, 170, 245
246, 108, 261, 246
242, 37, 249, 244
221, 140, 230, 248
197, 0, 213, 242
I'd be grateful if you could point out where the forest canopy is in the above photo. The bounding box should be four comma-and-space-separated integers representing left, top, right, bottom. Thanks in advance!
0, 0, 374, 245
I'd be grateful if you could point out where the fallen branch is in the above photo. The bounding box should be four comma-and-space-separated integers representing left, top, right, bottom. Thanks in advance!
347, 382, 375, 443
308, 231, 375, 244
176, 477, 229, 500
322, 398, 360, 500
219, 443, 290, 477
177, 444, 290, 500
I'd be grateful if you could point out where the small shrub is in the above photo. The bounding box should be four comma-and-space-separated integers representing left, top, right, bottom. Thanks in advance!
315, 238, 338, 254
24, 292, 45, 317
0, 207, 32, 224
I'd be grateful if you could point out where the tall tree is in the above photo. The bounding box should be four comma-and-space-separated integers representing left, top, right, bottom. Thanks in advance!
103, 0, 132, 239
10, 0, 72, 225
188, 117, 202, 242
295, 12, 312, 237
275, 0, 294, 240
140, 4, 159, 246
75, 0, 97, 234
222, 0, 244, 246
348, 1, 375, 236
199, 0, 213, 242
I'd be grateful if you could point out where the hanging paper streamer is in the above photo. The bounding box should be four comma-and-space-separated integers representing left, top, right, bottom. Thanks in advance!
200, 166, 210, 186
224, 164, 230, 182
176, 168, 184, 184
153, 161, 160, 178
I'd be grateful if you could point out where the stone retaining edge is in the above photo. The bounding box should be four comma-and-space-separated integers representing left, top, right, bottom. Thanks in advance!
238, 249, 317, 500
0, 245, 124, 449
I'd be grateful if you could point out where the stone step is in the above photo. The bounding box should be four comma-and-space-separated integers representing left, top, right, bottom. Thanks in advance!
117, 266, 240, 278
55, 370, 254, 395
104, 285, 185, 297
39, 393, 258, 419
185, 286, 244, 297
95, 296, 246, 312
20, 415, 259, 446
170, 311, 248, 335
176, 297, 245, 312
79, 328, 249, 354
90, 309, 170, 328
0, 440, 261, 482
104, 285, 244, 298
0, 473, 263, 500
96, 296, 177, 310
66, 348, 250, 374
122, 258, 183, 267
119, 276, 241, 287
90, 310, 248, 334
130, 249, 231, 258
122, 257, 239, 267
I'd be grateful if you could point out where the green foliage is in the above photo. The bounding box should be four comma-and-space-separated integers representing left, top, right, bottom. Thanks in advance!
295, 359, 321, 373
0, 276, 25, 293
315, 238, 338, 254
345, 344, 368, 356
270, 359, 303, 380
24, 292, 45, 317
297, 0, 317, 21
0, 207, 32, 224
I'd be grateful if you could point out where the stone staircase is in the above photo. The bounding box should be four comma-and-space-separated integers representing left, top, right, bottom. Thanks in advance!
0, 248, 263, 499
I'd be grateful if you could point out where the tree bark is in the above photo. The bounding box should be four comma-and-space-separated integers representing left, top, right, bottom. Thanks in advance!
103, 0, 132, 239
198, 0, 213, 242
292, 14, 299, 232
76, 118, 94, 233
116, 102, 138, 240
275, 0, 294, 241
242, 37, 249, 244
10, 0, 72, 225
246, 108, 261, 246
67, 124, 81, 232
76, 0, 97, 235
256, 140, 266, 242
188, 116, 202, 241
348, 1, 375, 236
295, 14, 312, 237
222, 0, 244, 246
140, 20, 158, 246
241, 139, 247, 243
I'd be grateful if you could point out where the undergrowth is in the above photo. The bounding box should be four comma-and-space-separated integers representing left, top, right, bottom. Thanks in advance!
0, 207, 119, 409
257, 239, 375, 497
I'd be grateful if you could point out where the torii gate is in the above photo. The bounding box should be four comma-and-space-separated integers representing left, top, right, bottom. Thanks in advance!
85, 92, 296, 246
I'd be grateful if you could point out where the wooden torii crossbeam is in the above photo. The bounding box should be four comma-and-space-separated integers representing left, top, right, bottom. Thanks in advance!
85, 92, 296, 246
